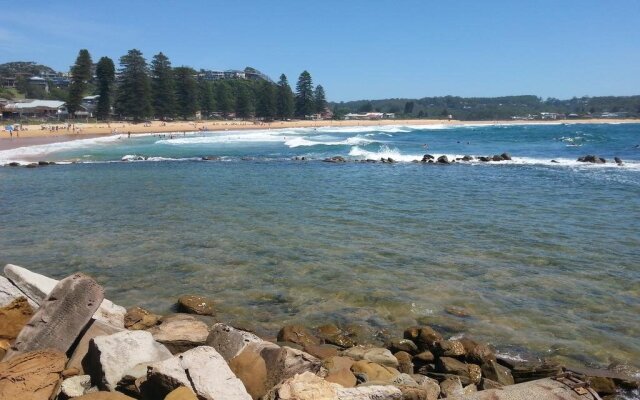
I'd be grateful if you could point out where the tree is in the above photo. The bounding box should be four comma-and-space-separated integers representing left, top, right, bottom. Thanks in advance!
173, 67, 199, 120
256, 81, 276, 120
95, 56, 115, 120
358, 101, 373, 113
67, 49, 93, 117
150, 52, 175, 120
215, 81, 234, 117
115, 49, 153, 120
235, 83, 254, 119
403, 101, 414, 115
295, 70, 314, 118
313, 85, 327, 114
276, 74, 294, 120
198, 80, 215, 118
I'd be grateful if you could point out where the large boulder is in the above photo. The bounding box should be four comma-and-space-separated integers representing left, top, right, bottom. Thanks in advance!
145, 346, 251, 400
343, 346, 399, 368
3, 264, 126, 328
277, 325, 321, 348
324, 356, 357, 388
165, 386, 198, 400
0, 297, 34, 340
229, 343, 272, 399
206, 323, 264, 361
177, 295, 215, 316
0, 349, 67, 400
147, 314, 209, 354
387, 338, 418, 354
5, 273, 104, 360
481, 360, 514, 386
124, 306, 159, 330
85, 330, 172, 391
67, 319, 124, 374
432, 340, 465, 357
466, 343, 496, 366
439, 376, 463, 398
436, 357, 470, 379
351, 360, 400, 383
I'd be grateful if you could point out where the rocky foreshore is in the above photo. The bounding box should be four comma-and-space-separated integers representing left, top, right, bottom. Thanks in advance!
0, 264, 638, 400
1, 153, 629, 168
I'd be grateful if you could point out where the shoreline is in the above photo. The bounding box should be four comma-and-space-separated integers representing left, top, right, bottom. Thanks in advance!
1, 118, 638, 151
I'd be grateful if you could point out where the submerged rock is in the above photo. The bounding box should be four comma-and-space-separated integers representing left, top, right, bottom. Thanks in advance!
323, 156, 346, 163
277, 325, 320, 348
177, 294, 215, 316
437, 155, 450, 164
577, 155, 605, 163
614, 156, 624, 165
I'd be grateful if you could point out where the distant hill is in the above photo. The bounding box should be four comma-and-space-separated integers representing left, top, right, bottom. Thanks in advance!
331, 95, 640, 120
0, 61, 58, 77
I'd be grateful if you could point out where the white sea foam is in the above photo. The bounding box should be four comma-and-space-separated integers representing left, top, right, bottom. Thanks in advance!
0, 135, 122, 164
348, 145, 424, 162
285, 135, 374, 148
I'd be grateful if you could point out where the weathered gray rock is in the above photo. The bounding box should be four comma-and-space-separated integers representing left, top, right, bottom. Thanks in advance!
4, 264, 126, 328
146, 346, 251, 400
0, 275, 37, 308
85, 330, 172, 391
264, 346, 327, 391
412, 374, 441, 399
147, 314, 208, 354
68, 319, 124, 374
343, 346, 400, 368
5, 273, 104, 360
206, 323, 264, 361
60, 374, 92, 398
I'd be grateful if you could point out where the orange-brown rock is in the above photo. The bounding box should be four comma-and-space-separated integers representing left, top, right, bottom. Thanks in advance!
228, 345, 268, 399
0, 297, 34, 340
165, 386, 198, 400
277, 324, 320, 348
0, 349, 66, 400
124, 306, 159, 330
73, 392, 136, 399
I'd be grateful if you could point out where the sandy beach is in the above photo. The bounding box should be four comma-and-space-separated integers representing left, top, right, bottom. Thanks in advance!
1, 118, 638, 151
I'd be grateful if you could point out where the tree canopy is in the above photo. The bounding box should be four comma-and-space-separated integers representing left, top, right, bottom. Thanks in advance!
150, 52, 176, 120
95, 56, 115, 120
67, 49, 93, 116
295, 71, 315, 117
115, 49, 153, 120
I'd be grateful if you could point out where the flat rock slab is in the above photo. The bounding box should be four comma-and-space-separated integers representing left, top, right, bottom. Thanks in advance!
146, 346, 251, 400
5, 273, 104, 360
343, 346, 400, 368
0, 349, 67, 400
86, 330, 173, 391
455, 377, 598, 399
147, 314, 209, 354
4, 264, 126, 328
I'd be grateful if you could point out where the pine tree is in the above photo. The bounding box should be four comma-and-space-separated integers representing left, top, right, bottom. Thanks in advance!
95, 56, 115, 120
198, 80, 216, 118
256, 81, 276, 120
150, 52, 175, 120
173, 67, 198, 120
67, 49, 93, 117
295, 70, 314, 118
215, 81, 234, 117
115, 49, 153, 120
313, 85, 327, 114
276, 74, 294, 120
235, 83, 254, 119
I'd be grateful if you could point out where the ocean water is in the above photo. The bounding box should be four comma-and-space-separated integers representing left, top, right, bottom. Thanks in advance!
0, 123, 639, 372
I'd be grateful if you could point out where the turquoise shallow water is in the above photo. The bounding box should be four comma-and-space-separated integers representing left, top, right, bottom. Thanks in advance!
0, 123, 639, 370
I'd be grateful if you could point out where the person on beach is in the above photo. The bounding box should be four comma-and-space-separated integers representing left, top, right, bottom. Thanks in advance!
128, 132, 131, 138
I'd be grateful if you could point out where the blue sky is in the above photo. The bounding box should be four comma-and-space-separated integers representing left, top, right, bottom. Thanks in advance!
1, 0, 639, 101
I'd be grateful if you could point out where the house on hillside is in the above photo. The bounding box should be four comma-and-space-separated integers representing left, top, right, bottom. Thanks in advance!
2, 99, 65, 119
28, 77, 49, 93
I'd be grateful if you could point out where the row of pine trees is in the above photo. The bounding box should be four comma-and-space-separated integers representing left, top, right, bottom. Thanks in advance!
66, 49, 328, 121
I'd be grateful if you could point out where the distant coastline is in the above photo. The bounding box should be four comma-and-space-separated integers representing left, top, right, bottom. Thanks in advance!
1, 118, 639, 151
